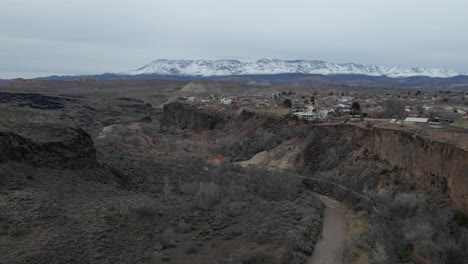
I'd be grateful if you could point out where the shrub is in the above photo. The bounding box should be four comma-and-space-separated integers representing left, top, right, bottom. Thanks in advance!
370, 192, 468, 263
163, 176, 172, 196
394, 241, 412, 261
184, 243, 199, 254
453, 211, 468, 227
134, 206, 160, 218
193, 182, 221, 209
124, 135, 141, 146
380, 169, 389, 175
181, 181, 198, 195
141, 122, 161, 137
245, 169, 301, 201
241, 252, 277, 264
112, 125, 132, 136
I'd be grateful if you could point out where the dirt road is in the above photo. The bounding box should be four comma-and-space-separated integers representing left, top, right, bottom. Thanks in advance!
308, 195, 347, 264
128, 122, 156, 148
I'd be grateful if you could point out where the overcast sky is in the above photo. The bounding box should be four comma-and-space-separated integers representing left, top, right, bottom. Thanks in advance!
1, 0, 467, 78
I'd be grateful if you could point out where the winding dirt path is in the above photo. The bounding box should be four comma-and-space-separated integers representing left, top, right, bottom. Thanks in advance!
308, 195, 347, 264
128, 122, 156, 148
117, 122, 158, 150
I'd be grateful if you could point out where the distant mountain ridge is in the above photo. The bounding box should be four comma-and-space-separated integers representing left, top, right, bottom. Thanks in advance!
2, 72, 468, 92
127, 59, 465, 78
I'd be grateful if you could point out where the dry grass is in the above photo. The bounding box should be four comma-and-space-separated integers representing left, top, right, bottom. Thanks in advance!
452, 120, 468, 129
255, 107, 291, 116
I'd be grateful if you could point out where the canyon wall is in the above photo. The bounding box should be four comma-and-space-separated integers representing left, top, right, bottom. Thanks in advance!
163, 102, 224, 131
307, 124, 468, 212
367, 126, 468, 211
160, 104, 468, 211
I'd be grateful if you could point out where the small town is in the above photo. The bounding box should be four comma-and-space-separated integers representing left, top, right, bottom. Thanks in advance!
175, 89, 468, 128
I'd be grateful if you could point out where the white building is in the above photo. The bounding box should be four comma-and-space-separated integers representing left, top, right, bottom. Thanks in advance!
404, 117, 429, 124
293, 111, 327, 121
220, 98, 232, 105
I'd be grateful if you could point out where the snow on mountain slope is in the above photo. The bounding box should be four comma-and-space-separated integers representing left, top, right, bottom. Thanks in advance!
126, 59, 462, 78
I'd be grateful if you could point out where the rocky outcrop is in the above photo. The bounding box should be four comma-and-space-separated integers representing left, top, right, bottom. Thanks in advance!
0, 92, 77, 109
364, 126, 468, 211
163, 102, 224, 130
0, 123, 98, 169
242, 122, 468, 212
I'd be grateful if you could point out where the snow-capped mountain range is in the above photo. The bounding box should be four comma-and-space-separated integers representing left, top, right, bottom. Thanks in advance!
127, 59, 464, 78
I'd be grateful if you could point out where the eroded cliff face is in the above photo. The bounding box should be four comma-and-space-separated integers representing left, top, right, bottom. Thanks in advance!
0, 123, 98, 169
163, 102, 224, 131
365, 126, 468, 211
301, 124, 468, 212
241, 122, 468, 211
160, 103, 468, 212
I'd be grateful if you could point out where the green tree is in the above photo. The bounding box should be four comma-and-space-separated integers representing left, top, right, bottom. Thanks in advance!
351, 102, 361, 115
283, 99, 292, 108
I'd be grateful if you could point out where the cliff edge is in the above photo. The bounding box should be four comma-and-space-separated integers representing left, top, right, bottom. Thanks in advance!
0, 122, 97, 169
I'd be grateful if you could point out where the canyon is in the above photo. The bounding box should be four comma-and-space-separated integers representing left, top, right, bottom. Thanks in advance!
166, 102, 468, 212
1, 87, 467, 263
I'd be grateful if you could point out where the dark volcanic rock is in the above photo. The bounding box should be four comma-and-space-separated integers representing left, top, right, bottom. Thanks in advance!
116, 97, 145, 103
139, 115, 152, 123
0, 123, 98, 169
163, 102, 224, 131
0, 92, 76, 109
118, 103, 153, 114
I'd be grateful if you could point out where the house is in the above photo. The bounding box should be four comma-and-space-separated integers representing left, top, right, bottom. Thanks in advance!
407, 110, 420, 117
390, 119, 404, 124
317, 110, 330, 118
220, 98, 232, 105
339, 96, 353, 102
292, 112, 314, 120
292, 103, 307, 112
292, 111, 327, 121
404, 117, 429, 124
306, 105, 316, 113
432, 117, 453, 124
335, 103, 348, 109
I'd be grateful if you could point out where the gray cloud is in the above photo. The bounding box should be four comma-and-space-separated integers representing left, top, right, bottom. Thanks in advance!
1, 0, 467, 78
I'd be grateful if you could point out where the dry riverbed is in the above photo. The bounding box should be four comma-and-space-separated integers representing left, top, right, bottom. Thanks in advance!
309, 195, 347, 264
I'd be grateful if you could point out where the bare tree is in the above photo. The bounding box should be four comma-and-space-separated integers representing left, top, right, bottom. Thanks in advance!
383, 99, 407, 119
